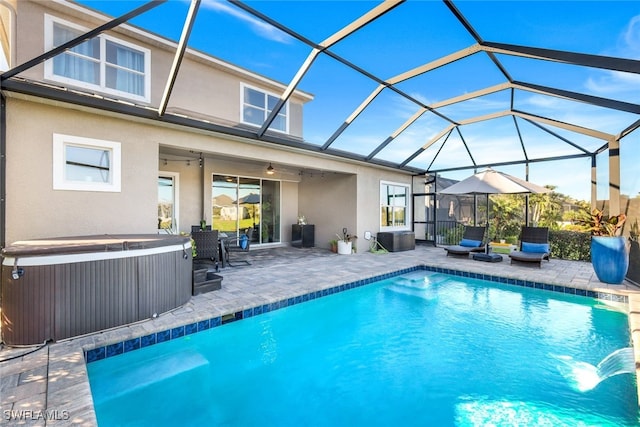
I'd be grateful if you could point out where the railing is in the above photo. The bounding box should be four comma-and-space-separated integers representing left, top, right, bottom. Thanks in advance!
434, 220, 465, 245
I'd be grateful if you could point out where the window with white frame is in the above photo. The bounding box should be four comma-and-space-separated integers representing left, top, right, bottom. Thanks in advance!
44, 15, 150, 102
241, 84, 288, 133
53, 134, 121, 192
158, 173, 179, 233
380, 182, 409, 228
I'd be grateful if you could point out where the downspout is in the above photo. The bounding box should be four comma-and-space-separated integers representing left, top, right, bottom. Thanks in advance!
1, 92, 5, 249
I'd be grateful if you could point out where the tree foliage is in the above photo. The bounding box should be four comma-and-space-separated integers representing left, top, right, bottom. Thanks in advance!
487, 185, 583, 242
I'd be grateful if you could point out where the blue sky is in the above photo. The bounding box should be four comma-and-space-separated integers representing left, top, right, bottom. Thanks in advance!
77, 0, 640, 202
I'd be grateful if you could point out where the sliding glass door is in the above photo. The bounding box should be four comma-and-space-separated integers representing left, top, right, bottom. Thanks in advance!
211, 175, 280, 244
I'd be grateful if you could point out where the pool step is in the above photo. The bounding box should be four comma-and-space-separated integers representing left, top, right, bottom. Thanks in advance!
193, 271, 223, 295
89, 349, 210, 405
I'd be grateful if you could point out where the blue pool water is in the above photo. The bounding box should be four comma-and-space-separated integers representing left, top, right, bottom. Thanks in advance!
87, 271, 639, 426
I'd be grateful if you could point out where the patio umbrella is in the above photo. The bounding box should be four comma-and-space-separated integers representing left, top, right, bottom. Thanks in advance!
236, 193, 261, 228
440, 168, 551, 253
440, 168, 550, 196
238, 193, 261, 205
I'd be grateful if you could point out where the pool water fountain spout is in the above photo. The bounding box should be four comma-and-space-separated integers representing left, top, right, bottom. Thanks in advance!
384, 272, 445, 300
554, 347, 635, 392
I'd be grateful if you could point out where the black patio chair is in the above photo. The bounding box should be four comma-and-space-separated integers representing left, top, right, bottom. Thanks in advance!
223, 228, 253, 266
191, 229, 219, 271
443, 226, 486, 257
509, 226, 550, 267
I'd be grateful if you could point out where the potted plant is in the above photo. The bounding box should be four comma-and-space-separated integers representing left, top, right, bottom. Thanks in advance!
579, 208, 628, 284
336, 228, 357, 255
329, 239, 338, 253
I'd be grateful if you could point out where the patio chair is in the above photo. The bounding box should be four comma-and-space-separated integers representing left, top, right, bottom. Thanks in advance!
509, 226, 550, 267
223, 228, 253, 266
192, 229, 219, 271
443, 226, 486, 257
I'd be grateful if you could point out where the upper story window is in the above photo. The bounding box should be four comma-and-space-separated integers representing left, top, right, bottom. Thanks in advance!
45, 15, 150, 103
380, 181, 410, 229
241, 84, 288, 133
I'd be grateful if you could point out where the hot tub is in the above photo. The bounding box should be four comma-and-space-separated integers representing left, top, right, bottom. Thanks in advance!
1, 234, 192, 346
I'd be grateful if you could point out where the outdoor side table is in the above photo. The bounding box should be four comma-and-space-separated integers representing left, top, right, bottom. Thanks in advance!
292, 224, 315, 248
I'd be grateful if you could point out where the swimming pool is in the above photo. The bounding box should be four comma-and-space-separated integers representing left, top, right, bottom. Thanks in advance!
87, 270, 639, 426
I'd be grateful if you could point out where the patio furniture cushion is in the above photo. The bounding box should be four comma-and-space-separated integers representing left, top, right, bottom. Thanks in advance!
460, 238, 482, 248
521, 241, 549, 253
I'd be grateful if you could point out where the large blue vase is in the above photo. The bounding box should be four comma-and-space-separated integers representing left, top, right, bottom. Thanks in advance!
591, 236, 629, 284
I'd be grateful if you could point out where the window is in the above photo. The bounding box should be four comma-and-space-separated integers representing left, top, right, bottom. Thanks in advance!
241, 84, 288, 133
53, 134, 121, 192
44, 15, 150, 102
158, 173, 179, 233
380, 182, 409, 229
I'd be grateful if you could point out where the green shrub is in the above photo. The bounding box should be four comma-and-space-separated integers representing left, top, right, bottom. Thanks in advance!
549, 230, 590, 261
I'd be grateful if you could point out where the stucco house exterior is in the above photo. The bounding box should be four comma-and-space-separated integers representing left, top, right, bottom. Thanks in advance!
0, 0, 417, 251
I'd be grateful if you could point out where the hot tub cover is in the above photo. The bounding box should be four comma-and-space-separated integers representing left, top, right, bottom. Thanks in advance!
1, 234, 191, 257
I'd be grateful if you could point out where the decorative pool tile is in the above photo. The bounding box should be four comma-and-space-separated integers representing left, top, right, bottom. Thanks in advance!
197, 320, 210, 331
171, 326, 185, 339
156, 330, 171, 343
84, 263, 628, 364
85, 347, 105, 363
124, 338, 140, 353
185, 323, 198, 335
106, 342, 123, 358
141, 334, 156, 348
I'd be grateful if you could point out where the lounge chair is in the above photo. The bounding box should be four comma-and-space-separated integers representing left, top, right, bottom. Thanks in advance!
443, 226, 486, 257
509, 226, 550, 267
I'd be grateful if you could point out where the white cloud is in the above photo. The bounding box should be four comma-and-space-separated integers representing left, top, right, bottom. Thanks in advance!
584, 71, 640, 95
584, 14, 640, 96
622, 15, 640, 57
524, 94, 561, 109
201, 0, 293, 44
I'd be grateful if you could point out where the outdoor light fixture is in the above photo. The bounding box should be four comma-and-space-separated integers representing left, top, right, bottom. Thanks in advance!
266, 163, 275, 175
